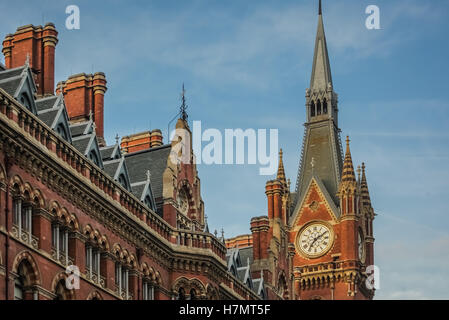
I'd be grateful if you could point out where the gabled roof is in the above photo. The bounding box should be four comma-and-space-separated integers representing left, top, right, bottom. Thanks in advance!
36, 95, 58, 112
124, 144, 171, 201
100, 144, 121, 161
0, 65, 37, 114
69, 120, 94, 137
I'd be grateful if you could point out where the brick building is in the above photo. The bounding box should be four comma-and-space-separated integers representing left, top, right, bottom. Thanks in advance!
226, 2, 376, 300
0, 22, 261, 300
0, 1, 375, 301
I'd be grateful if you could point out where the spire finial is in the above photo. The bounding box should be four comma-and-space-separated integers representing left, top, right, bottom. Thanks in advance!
180, 83, 188, 121
115, 134, 120, 145
345, 136, 351, 154
277, 148, 287, 185
357, 165, 361, 182
319, 0, 322, 15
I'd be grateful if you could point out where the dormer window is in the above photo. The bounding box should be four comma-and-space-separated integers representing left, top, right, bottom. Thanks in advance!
118, 174, 128, 190
89, 150, 100, 167
20, 93, 32, 111
56, 124, 68, 141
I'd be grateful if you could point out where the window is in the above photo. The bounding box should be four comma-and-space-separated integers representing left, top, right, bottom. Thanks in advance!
323, 98, 328, 114
142, 281, 154, 300
189, 289, 197, 300
115, 262, 129, 299
52, 224, 69, 265
56, 124, 68, 141
118, 174, 128, 190
310, 101, 315, 117
178, 287, 186, 300
14, 275, 24, 300
317, 99, 322, 115
89, 151, 100, 167
20, 93, 32, 112
13, 198, 33, 245
85, 245, 101, 282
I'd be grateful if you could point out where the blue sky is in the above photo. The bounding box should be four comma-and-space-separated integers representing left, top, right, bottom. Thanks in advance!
1, 0, 449, 299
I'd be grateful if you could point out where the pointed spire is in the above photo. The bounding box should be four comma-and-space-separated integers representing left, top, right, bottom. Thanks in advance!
204, 214, 210, 233
360, 163, 372, 207
310, 0, 332, 91
277, 149, 287, 185
341, 136, 356, 184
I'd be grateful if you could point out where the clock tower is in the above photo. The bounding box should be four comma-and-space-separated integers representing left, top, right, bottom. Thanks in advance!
288, 0, 376, 300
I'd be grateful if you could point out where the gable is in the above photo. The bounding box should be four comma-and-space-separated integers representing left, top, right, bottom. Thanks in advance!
290, 175, 340, 230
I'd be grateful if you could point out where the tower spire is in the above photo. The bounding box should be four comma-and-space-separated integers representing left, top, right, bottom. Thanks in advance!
341, 136, 356, 184
360, 163, 372, 208
310, 1, 332, 91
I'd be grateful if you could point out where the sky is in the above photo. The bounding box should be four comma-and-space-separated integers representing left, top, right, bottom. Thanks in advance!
1, 0, 449, 299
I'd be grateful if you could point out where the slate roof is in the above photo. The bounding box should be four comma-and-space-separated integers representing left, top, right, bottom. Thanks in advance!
35, 96, 58, 112
0, 77, 22, 96
131, 183, 146, 200
100, 145, 117, 161
124, 144, 171, 200
70, 122, 91, 137
37, 109, 59, 127
103, 160, 120, 179
72, 135, 92, 154
0, 66, 25, 81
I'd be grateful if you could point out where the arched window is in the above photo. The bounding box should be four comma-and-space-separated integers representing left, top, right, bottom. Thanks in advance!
54, 279, 69, 300
190, 289, 197, 300
20, 93, 32, 112
118, 174, 128, 190
14, 260, 36, 300
178, 287, 186, 300
317, 99, 322, 115
56, 124, 68, 141
310, 101, 315, 117
89, 151, 100, 167
323, 98, 328, 114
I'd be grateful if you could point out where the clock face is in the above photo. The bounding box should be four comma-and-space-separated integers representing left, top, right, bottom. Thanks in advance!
297, 222, 333, 258
358, 231, 365, 262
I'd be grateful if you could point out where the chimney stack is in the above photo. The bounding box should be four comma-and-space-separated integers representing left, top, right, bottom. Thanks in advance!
56, 72, 107, 146
120, 129, 164, 154
2, 23, 58, 97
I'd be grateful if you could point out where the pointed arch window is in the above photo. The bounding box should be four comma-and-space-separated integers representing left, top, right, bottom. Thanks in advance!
189, 288, 197, 300
177, 287, 186, 300
323, 98, 328, 114
310, 101, 316, 117
317, 99, 322, 115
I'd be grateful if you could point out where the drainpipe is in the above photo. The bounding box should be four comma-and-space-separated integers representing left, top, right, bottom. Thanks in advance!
4, 155, 11, 300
